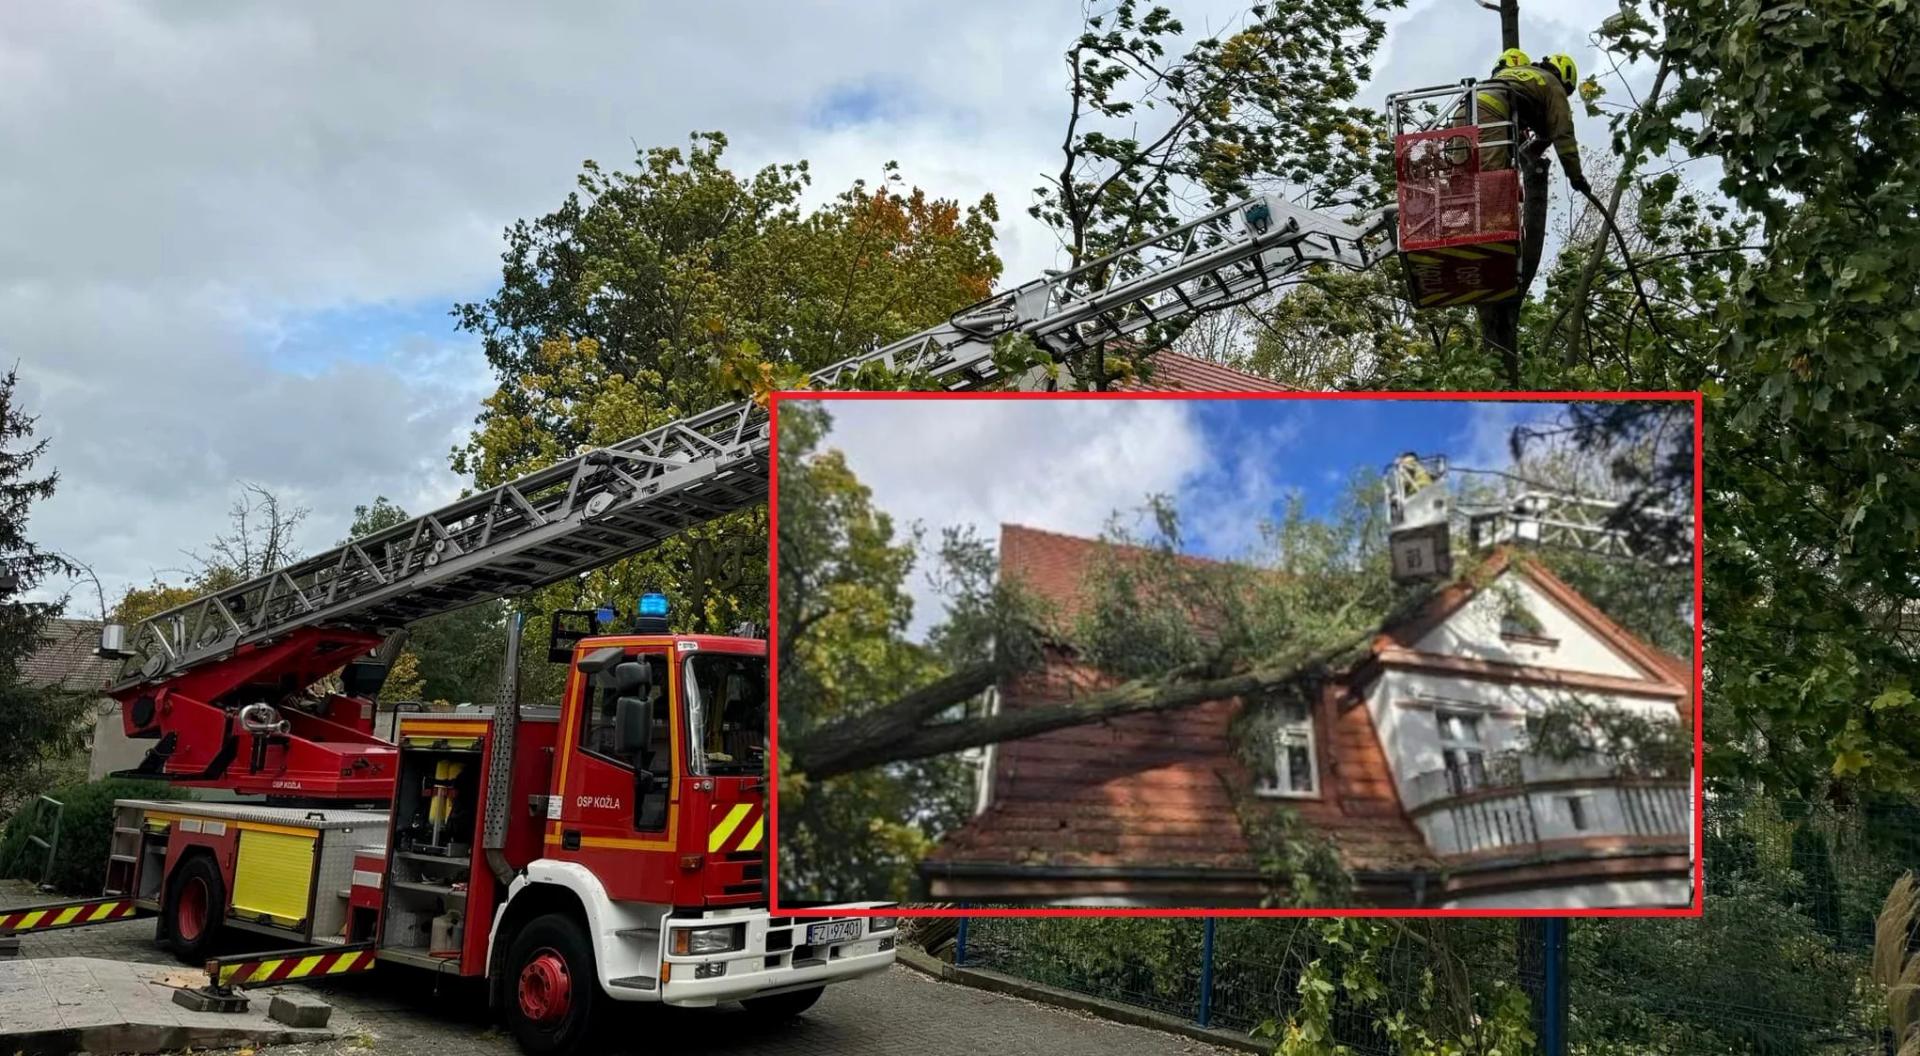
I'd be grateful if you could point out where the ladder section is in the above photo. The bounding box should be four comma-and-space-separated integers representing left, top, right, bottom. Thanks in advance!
1468, 490, 1689, 564
109, 195, 1384, 691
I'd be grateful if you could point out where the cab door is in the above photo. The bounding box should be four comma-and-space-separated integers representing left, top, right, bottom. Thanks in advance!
549, 644, 677, 904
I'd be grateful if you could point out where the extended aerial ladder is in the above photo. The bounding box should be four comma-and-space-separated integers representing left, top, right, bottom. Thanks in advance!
99, 194, 1392, 799
1383, 455, 1690, 584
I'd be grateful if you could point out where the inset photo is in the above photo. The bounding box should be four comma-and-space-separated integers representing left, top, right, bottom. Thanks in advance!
771, 392, 1699, 913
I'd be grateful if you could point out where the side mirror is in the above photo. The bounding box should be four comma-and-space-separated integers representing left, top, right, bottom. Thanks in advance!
612, 660, 651, 694
613, 695, 653, 756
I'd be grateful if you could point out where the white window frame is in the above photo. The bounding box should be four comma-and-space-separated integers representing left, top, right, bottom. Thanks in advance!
1255, 699, 1319, 799
1437, 708, 1487, 794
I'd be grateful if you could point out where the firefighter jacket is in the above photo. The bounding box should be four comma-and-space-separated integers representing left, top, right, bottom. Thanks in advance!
1477, 65, 1585, 185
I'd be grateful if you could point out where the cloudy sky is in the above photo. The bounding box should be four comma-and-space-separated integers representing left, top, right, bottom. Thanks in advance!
807, 396, 1573, 639
5, 0, 1636, 614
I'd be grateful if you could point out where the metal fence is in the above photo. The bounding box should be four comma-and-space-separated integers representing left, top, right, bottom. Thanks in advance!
943, 791, 1914, 1055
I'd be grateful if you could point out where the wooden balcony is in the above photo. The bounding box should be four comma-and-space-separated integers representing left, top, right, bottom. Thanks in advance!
1405, 754, 1691, 864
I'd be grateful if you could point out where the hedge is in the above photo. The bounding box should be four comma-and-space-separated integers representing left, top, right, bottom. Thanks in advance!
0, 778, 192, 894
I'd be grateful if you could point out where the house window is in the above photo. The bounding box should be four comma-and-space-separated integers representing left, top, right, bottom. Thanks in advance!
1256, 698, 1318, 798
1437, 710, 1487, 794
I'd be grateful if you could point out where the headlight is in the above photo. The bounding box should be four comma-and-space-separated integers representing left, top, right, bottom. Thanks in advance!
671, 924, 743, 956
868, 916, 898, 933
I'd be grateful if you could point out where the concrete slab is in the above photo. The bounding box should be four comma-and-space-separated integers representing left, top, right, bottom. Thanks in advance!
269, 992, 332, 1028
0, 956, 352, 1055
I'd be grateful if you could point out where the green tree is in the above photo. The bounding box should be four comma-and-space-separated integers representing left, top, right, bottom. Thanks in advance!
450, 134, 1002, 701
774, 403, 975, 902
0, 368, 92, 809
1031, 0, 1401, 388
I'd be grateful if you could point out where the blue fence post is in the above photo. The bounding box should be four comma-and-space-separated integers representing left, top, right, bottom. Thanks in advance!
1542, 918, 1568, 1056
955, 912, 970, 968
1198, 916, 1216, 1028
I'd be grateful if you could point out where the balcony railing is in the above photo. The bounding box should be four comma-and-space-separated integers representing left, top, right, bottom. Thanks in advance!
1405, 753, 1691, 861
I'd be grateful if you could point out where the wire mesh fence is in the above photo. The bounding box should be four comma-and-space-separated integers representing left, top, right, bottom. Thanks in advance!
944, 789, 1914, 1054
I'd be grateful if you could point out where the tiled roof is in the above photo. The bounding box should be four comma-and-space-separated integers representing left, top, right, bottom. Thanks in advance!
23, 618, 116, 693
998, 522, 1241, 627
927, 525, 1436, 881
1120, 350, 1298, 393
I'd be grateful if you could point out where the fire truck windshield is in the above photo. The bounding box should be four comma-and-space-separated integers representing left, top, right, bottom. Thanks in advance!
682, 652, 767, 776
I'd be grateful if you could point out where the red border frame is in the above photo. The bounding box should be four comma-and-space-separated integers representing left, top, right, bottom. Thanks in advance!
766, 389, 1707, 919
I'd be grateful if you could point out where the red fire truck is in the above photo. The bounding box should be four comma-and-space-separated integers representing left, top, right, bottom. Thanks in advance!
0, 193, 1392, 1054
12, 599, 896, 1054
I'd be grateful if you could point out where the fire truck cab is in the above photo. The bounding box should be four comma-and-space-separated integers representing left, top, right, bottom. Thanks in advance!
375, 600, 896, 1053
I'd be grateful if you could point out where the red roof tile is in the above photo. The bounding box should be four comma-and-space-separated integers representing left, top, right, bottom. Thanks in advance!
1119, 350, 1298, 393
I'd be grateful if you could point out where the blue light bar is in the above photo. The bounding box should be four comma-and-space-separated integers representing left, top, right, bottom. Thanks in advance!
638, 593, 669, 618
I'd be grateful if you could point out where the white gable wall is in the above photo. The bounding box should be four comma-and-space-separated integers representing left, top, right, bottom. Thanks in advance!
1361, 567, 1691, 889
1411, 569, 1647, 680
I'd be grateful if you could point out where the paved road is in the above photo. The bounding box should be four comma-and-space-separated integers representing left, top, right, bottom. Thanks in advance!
2, 883, 1233, 1056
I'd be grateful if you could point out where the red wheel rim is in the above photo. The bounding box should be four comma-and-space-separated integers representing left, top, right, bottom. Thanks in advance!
175, 875, 209, 942
518, 948, 572, 1025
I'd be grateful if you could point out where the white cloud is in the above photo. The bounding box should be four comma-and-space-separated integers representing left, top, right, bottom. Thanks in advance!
1177, 417, 1304, 561
814, 398, 1209, 639
4, 0, 1657, 613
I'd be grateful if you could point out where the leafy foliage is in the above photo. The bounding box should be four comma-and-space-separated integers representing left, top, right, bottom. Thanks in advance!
1032, 0, 1401, 387
451, 135, 1001, 700
1522, 695, 1690, 778
1258, 920, 1536, 1056
775, 403, 976, 902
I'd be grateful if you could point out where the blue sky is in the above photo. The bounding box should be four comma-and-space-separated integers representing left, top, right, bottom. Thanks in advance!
815, 396, 1569, 638
1170, 399, 1564, 556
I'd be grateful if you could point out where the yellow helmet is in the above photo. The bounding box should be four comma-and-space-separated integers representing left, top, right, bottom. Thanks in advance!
1545, 53, 1578, 92
1497, 48, 1531, 69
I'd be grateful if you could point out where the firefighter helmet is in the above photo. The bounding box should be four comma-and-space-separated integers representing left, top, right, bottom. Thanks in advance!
1496, 48, 1531, 70
1545, 53, 1578, 93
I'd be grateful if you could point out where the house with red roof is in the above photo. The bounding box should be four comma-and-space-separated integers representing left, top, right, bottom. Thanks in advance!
919, 524, 1695, 909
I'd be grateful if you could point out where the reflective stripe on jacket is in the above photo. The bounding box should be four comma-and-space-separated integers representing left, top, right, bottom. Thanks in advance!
1476, 66, 1584, 183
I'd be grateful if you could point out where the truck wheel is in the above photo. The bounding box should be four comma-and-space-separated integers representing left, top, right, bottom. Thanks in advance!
505, 913, 599, 1056
742, 986, 824, 1019
162, 854, 225, 962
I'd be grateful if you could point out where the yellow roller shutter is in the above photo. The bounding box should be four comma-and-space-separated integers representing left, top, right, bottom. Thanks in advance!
231, 829, 315, 926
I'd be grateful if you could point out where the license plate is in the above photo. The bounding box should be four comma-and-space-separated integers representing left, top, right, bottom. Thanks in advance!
805, 920, 861, 945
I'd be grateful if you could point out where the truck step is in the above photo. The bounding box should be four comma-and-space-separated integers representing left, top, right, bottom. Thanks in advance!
607, 975, 656, 991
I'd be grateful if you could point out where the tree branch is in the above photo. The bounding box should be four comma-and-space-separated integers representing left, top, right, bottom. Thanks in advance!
785, 662, 998, 776
788, 629, 1372, 781
1549, 56, 1673, 363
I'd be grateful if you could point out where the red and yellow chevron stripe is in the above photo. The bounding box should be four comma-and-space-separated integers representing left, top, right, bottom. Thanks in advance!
213, 946, 377, 987
707, 802, 765, 854
0, 898, 138, 933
